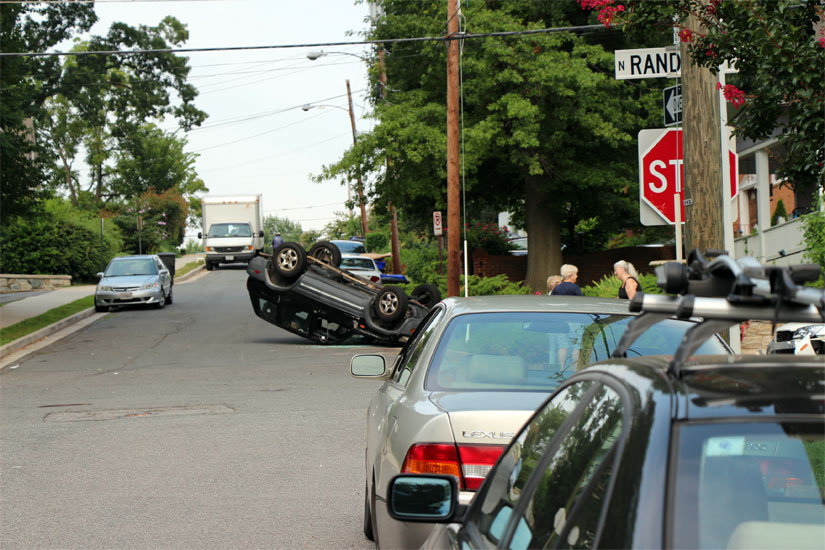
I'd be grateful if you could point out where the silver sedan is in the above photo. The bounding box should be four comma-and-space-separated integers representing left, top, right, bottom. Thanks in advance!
351, 295, 731, 549
95, 255, 173, 312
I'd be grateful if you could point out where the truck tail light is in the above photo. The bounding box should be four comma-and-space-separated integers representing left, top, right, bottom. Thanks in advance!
401, 443, 505, 491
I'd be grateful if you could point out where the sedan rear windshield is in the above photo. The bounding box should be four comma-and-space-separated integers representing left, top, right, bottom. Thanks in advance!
425, 312, 728, 392
207, 223, 252, 238
341, 257, 375, 270
671, 421, 824, 549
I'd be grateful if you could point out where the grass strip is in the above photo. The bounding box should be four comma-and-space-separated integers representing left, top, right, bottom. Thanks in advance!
0, 295, 94, 346
175, 259, 204, 279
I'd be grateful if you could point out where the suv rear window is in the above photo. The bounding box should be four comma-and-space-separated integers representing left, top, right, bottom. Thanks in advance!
425, 312, 729, 392
671, 421, 825, 549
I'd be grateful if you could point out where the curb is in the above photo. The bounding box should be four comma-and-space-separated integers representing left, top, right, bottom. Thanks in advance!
0, 306, 97, 363
175, 263, 205, 283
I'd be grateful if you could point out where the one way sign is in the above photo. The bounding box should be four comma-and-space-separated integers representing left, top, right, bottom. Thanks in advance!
663, 84, 682, 126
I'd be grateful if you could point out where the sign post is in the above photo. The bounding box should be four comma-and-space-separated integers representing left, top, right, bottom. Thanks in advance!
433, 211, 443, 274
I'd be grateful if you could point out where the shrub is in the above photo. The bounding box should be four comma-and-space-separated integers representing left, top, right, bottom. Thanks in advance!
802, 208, 825, 269
771, 198, 788, 225
582, 274, 664, 298
365, 231, 389, 253
0, 215, 120, 282
401, 273, 532, 297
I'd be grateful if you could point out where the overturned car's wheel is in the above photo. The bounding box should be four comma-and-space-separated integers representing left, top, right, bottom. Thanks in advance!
273, 242, 307, 278
308, 241, 342, 267
373, 285, 408, 322
410, 283, 442, 308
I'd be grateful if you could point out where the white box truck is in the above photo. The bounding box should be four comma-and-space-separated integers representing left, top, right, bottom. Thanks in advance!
198, 195, 264, 270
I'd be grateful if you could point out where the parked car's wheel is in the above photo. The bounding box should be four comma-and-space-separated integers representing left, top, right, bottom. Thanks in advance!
410, 283, 442, 308
373, 285, 408, 322
273, 242, 307, 278
363, 478, 375, 541
308, 241, 342, 267
94, 301, 108, 313
155, 292, 166, 309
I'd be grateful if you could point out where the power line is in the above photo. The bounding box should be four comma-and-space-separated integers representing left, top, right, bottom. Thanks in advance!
0, 25, 607, 58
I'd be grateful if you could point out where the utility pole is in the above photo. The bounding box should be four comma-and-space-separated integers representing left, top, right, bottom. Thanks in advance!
346, 79, 369, 236
446, 0, 460, 297
681, 5, 724, 255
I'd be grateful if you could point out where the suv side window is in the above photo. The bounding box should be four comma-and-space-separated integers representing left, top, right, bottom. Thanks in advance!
465, 380, 596, 547
390, 306, 444, 386
508, 383, 625, 549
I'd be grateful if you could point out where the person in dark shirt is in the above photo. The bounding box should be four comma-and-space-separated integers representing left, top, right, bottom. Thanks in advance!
551, 264, 582, 296
271, 232, 284, 250
614, 260, 639, 300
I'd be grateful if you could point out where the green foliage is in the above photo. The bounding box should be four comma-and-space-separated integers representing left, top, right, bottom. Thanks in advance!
458, 222, 515, 256
402, 274, 532, 298
263, 215, 303, 248
0, 295, 94, 346
802, 209, 825, 268
322, 213, 363, 240
771, 199, 788, 226
365, 231, 390, 253
582, 274, 664, 298
183, 238, 204, 254
0, 212, 120, 282
112, 189, 188, 254
599, 0, 825, 192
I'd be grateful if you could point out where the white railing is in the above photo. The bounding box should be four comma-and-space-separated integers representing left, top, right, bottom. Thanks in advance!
734, 216, 808, 265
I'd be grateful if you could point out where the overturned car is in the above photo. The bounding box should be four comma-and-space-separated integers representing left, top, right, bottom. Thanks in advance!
246, 241, 441, 345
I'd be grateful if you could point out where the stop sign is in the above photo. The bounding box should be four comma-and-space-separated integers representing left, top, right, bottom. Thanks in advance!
639, 128, 737, 225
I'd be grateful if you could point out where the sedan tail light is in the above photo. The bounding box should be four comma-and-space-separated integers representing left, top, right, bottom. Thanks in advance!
402, 443, 505, 491
370, 275, 380, 283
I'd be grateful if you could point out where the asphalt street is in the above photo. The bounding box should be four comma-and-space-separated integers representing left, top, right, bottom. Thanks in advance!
1, 266, 397, 549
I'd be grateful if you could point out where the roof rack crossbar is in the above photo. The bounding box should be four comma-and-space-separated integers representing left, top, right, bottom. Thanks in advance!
629, 294, 824, 323
668, 319, 739, 377
612, 312, 672, 358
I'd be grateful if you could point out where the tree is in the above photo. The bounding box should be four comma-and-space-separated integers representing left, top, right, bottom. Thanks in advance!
581, 0, 825, 194
263, 215, 303, 246
0, 2, 97, 219
316, 1, 660, 290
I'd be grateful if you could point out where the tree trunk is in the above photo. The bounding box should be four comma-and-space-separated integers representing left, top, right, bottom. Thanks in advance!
681, 6, 724, 255
525, 176, 562, 292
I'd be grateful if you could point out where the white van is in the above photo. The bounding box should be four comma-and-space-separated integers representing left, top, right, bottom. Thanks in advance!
198, 195, 264, 270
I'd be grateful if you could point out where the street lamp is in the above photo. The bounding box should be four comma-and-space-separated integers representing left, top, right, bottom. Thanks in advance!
301, 80, 368, 237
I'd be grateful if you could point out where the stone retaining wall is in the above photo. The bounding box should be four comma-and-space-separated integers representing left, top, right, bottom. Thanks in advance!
0, 274, 71, 293
741, 320, 776, 355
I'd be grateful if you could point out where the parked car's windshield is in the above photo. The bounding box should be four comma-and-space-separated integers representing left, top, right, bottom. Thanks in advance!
341, 257, 375, 270
207, 223, 252, 238
425, 312, 729, 391
104, 259, 157, 277
671, 421, 824, 549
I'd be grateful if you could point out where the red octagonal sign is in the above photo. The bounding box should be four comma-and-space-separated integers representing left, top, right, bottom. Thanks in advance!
639, 129, 737, 225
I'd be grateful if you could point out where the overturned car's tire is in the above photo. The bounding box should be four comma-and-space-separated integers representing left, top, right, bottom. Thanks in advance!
410, 283, 442, 308
373, 285, 408, 322
273, 242, 307, 278
308, 241, 342, 267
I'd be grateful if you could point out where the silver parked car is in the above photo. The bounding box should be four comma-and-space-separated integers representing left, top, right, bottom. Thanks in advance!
95, 255, 173, 312
766, 322, 825, 355
340, 254, 384, 284
351, 295, 731, 549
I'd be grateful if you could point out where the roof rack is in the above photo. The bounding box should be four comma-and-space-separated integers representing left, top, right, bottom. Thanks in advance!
613, 249, 825, 377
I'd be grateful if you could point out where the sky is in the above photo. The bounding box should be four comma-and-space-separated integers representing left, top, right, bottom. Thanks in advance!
84, 0, 376, 236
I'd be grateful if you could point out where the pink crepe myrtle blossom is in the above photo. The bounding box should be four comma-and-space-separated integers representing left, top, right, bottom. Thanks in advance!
578, 0, 625, 28
716, 82, 746, 107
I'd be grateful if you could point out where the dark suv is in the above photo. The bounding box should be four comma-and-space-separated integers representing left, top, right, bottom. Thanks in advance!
385, 250, 825, 549
246, 241, 440, 345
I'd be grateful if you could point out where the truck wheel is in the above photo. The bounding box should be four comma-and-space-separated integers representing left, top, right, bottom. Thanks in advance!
373, 285, 408, 322
273, 242, 307, 278
205, 261, 214, 271
410, 283, 442, 308
308, 241, 342, 267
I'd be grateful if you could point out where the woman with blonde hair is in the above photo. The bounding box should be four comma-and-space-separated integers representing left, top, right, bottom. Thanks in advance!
614, 260, 639, 300
546, 275, 563, 294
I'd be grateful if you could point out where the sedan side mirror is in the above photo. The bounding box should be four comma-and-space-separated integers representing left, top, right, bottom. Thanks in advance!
96, 272, 104, 278
351, 354, 387, 378
387, 475, 459, 523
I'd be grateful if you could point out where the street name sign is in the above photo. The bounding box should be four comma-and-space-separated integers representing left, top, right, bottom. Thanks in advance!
663, 84, 682, 126
639, 128, 738, 226
615, 47, 681, 79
